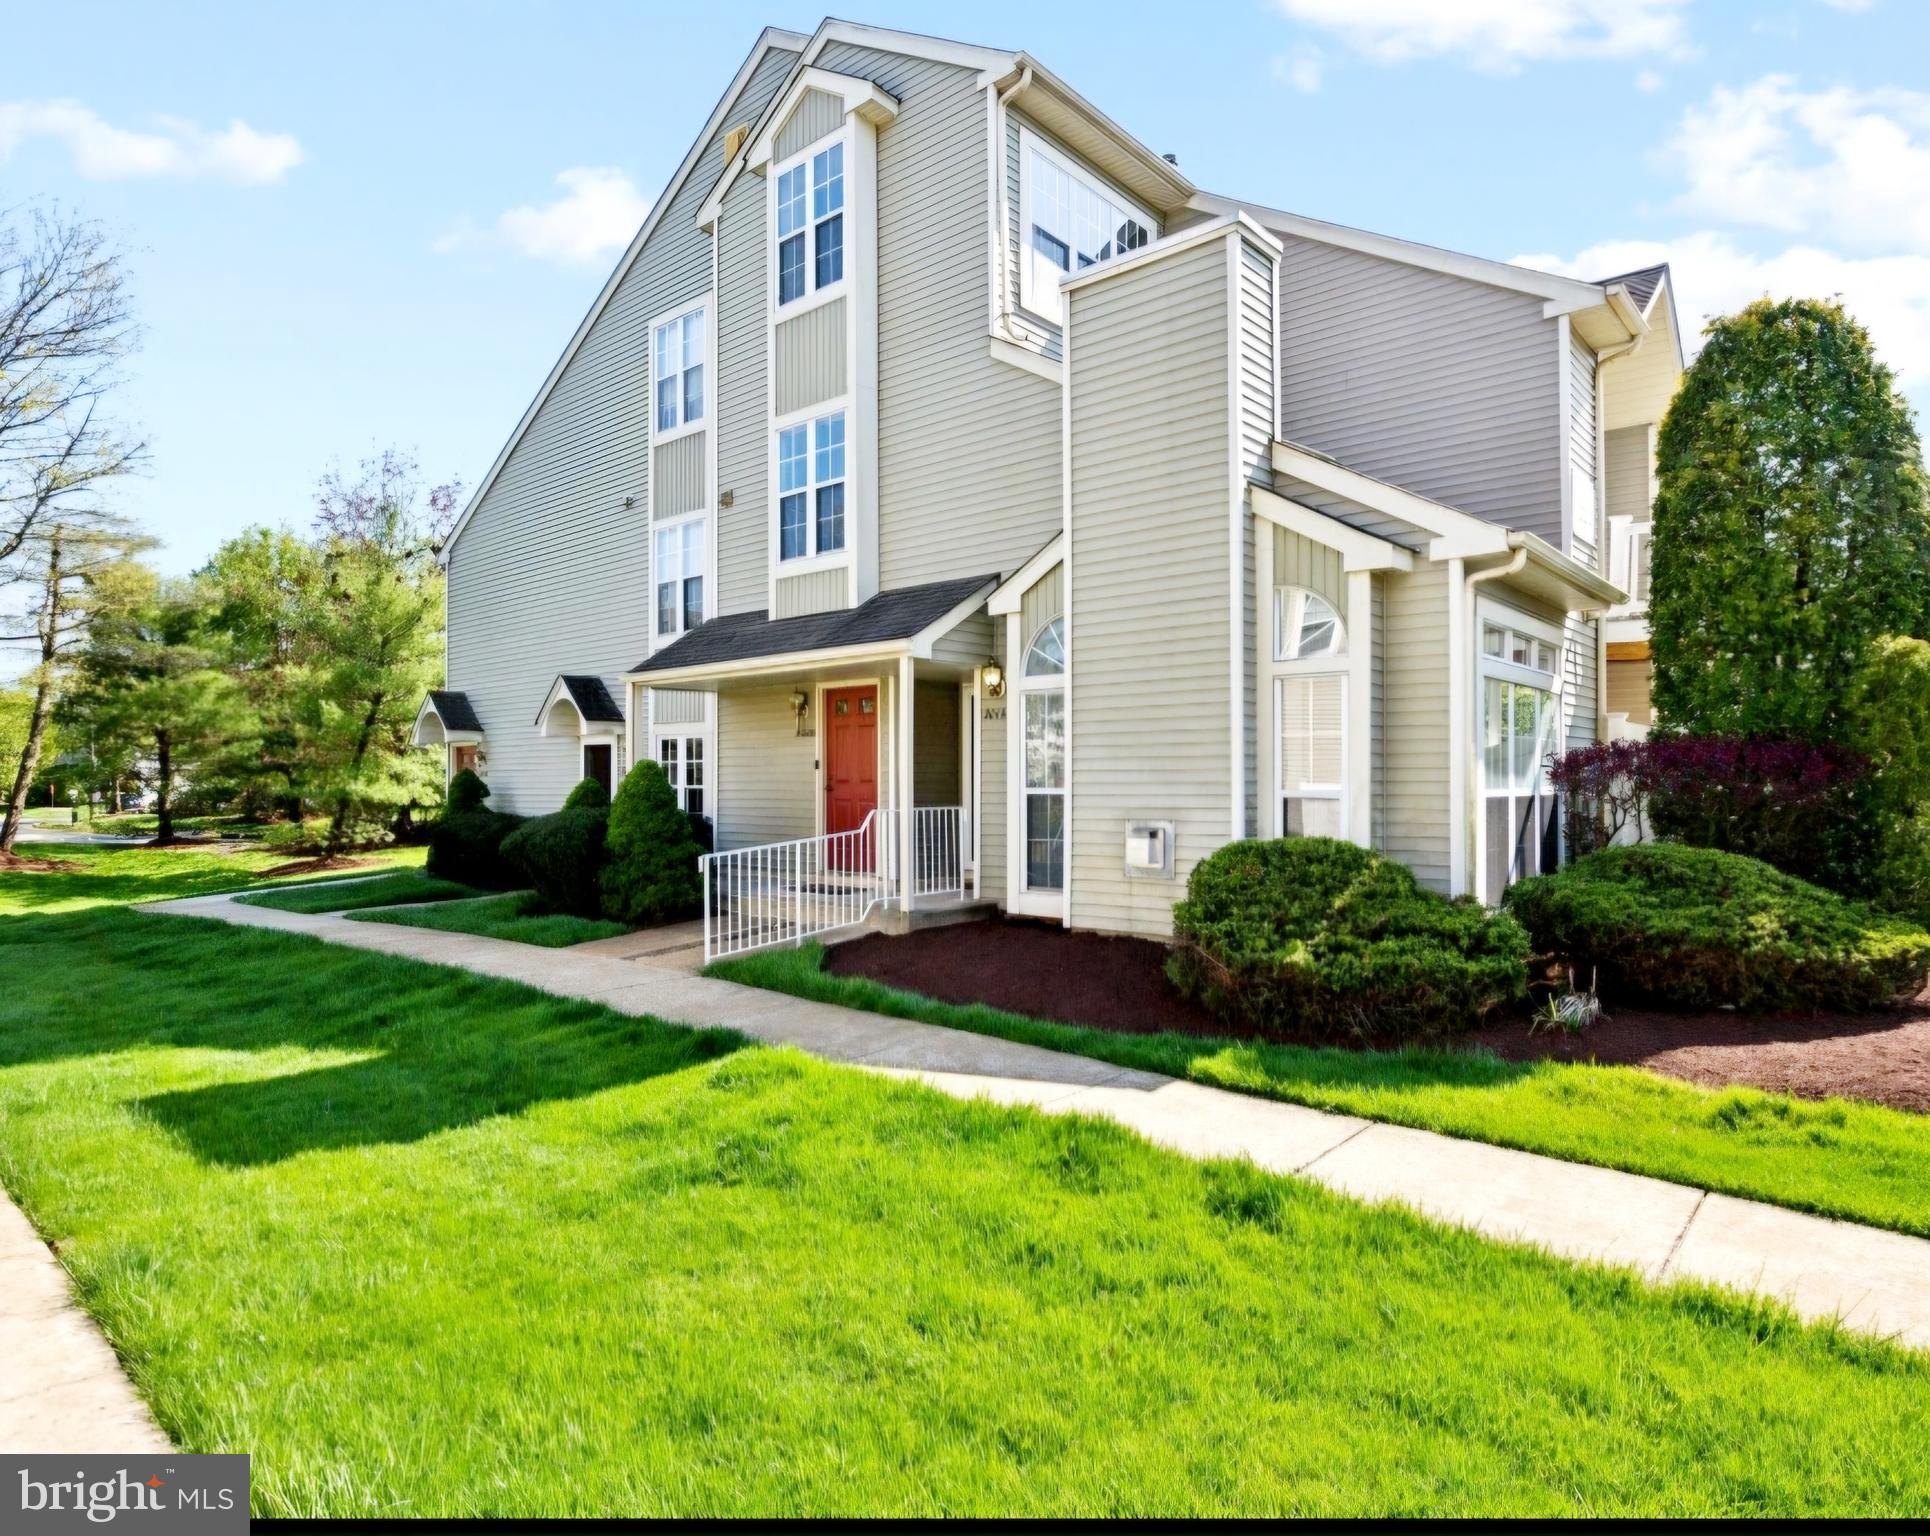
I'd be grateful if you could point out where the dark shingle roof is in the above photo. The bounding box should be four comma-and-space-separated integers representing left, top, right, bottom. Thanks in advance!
1594, 263, 1668, 312
634, 574, 998, 674
426, 690, 482, 733
556, 674, 625, 723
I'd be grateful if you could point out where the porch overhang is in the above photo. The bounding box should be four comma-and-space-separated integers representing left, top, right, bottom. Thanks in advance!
412, 690, 483, 748
624, 574, 998, 689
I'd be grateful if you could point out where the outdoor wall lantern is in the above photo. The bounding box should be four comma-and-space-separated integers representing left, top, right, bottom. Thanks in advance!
789, 689, 811, 736
980, 659, 1006, 699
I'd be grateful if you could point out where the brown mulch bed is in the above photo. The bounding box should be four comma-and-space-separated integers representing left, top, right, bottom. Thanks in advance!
825, 917, 1930, 1115
257, 855, 379, 878
0, 850, 81, 872
825, 917, 1219, 1035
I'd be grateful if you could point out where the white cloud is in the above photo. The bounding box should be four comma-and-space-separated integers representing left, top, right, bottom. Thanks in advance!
1669, 76, 1930, 252
1514, 233, 1930, 392
1635, 68, 1664, 93
1272, 45, 1327, 93
0, 99, 301, 184
1817, 0, 1877, 13
1269, 0, 1692, 73
439, 167, 649, 266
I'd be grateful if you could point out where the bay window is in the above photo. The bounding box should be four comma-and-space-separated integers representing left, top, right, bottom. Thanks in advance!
1018, 127, 1153, 326
652, 304, 705, 436
775, 138, 844, 308
777, 409, 845, 561
653, 517, 705, 638
1479, 610, 1564, 903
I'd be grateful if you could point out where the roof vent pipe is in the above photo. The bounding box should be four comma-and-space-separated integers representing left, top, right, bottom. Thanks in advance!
1162, 153, 1179, 165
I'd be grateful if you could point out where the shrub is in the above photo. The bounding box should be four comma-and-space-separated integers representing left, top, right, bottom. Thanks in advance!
501, 807, 608, 919
1848, 635, 1930, 923
426, 809, 525, 889
563, 776, 610, 811
1167, 838, 1529, 1045
445, 769, 490, 815
1504, 843, 1930, 1013
601, 760, 703, 926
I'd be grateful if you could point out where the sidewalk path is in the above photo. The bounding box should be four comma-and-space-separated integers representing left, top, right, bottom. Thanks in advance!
139, 890, 1930, 1354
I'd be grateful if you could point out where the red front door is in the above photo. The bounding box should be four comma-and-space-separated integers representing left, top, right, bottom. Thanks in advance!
823, 687, 879, 862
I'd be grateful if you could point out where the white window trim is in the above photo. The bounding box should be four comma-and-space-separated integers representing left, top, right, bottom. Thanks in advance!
648, 296, 710, 446
1016, 123, 1156, 329
651, 727, 711, 818
1274, 672, 1348, 836
770, 395, 852, 570
1007, 612, 1067, 916
1474, 596, 1569, 905
1273, 586, 1347, 667
769, 125, 850, 322
652, 508, 709, 643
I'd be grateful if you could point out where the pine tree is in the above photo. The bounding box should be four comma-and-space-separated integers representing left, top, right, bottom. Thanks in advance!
1650, 297, 1930, 743
601, 759, 702, 925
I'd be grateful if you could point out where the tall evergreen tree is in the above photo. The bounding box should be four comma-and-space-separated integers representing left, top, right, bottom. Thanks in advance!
1649, 297, 1930, 743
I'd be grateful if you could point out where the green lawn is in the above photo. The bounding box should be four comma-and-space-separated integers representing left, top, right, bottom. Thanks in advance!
236, 870, 479, 914
1, 841, 427, 914
711, 943, 1930, 1241
346, 889, 628, 947
90, 813, 272, 840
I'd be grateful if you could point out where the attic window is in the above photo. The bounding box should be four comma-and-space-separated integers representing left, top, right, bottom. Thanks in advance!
1018, 127, 1153, 326
775, 136, 845, 308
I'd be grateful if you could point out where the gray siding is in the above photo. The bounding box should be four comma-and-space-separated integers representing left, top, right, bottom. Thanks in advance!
775, 87, 843, 160
977, 629, 1008, 902
914, 680, 961, 804
805, 42, 1063, 592
773, 566, 847, 619
1565, 614, 1600, 753
1067, 235, 1233, 937
1274, 527, 1347, 620
929, 607, 993, 668
1605, 424, 1652, 525
1019, 563, 1062, 653
653, 432, 706, 518
715, 685, 814, 849
774, 297, 847, 415
717, 170, 769, 616
1568, 329, 1599, 566
1275, 234, 1562, 544
649, 688, 709, 726
1381, 563, 1451, 893
446, 44, 796, 815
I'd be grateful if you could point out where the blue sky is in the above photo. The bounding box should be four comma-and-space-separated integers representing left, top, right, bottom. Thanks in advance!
7, 0, 1926, 575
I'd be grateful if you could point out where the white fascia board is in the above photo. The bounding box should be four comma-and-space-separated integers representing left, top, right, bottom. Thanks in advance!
812, 19, 1016, 77
411, 695, 483, 748
1059, 213, 1280, 298
986, 535, 1064, 614
1196, 190, 1607, 311
439, 26, 809, 564
622, 641, 912, 688
1508, 531, 1627, 610
743, 67, 900, 174
1250, 485, 1414, 572
1270, 440, 1508, 555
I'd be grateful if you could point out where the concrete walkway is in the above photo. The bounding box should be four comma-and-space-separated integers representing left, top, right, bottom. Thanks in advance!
116, 889, 1930, 1355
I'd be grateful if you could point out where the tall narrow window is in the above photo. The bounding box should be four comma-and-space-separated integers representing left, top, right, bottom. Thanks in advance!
775, 136, 845, 308
657, 733, 706, 817
1479, 613, 1564, 902
776, 409, 846, 562
652, 305, 705, 434
1279, 674, 1344, 837
653, 518, 706, 638
1021, 617, 1066, 894
1019, 129, 1153, 325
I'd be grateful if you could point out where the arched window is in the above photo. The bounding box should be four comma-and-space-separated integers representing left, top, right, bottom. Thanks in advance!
1275, 587, 1345, 662
1024, 616, 1065, 677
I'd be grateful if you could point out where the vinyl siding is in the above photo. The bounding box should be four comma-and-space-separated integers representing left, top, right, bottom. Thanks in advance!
1569, 329, 1599, 567
805, 42, 1063, 592
715, 685, 815, 849
1019, 563, 1062, 653
1605, 424, 1652, 525
1067, 235, 1233, 937
977, 627, 1008, 901
1237, 239, 1276, 836
653, 432, 706, 518
1381, 563, 1451, 893
914, 680, 961, 804
1275, 233, 1562, 544
716, 170, 770, 616
774, 297, 847, 415
928, 607, 993, 668
775, 88, 844, 161
1565, 614, 1600, 752
446, 44, 797, 815
773, 566, 848, 618
1273, 528, 1347, 619
649, 688, 709, 726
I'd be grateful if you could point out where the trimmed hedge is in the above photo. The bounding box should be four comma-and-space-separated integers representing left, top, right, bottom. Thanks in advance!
1168, 838, 1529, 1044
425, 810, 525, 889
1504, 843, 1930, 1012
446, 769, 490, 815
563, 777, 610, 811
501, 807, 609, 919
601, 760, 702, 926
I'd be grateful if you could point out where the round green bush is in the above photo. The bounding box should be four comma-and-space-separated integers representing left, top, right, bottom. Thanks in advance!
601, 759, 703, 926
501, 807, 608, 917
1504, 843, 1930, 1012
563, 776, 610, 811
426, 809, 524, 889
445, 769, 490, 816
1168, 838, 1529, 1044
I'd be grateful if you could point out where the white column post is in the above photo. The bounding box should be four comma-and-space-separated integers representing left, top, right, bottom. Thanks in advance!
898, 654, 916, 913
1347, 567, 1374, 849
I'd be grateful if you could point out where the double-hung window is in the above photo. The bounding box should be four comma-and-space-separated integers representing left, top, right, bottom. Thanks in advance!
775, 139, 843, 308
653, 517, 705, 638
776, 409, 845, 562
1018, 128, 1153, 326
1478, 609, 1564, 903
1272, 586, 1347, 839
652, 305, 705, 436
656, 733, 705, 817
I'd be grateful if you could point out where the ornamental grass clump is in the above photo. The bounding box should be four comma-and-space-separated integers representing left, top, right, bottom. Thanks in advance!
1504, 843, 1930, 1013
1168, 837, 1529, 1045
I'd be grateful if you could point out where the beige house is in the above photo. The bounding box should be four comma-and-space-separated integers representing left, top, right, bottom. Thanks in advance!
419, 19, 1684, 954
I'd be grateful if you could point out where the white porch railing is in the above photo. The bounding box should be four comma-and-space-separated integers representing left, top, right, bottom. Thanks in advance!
701, 807, 967, 964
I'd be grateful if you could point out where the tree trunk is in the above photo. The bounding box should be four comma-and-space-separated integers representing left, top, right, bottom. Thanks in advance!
0, 534, 63, 857
323, 689, 385, 859
153, 728, 174, 845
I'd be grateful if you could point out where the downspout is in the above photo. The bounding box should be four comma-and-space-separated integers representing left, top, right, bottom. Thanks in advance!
1457, 546, 1530, 900
991, 65, 1034, 344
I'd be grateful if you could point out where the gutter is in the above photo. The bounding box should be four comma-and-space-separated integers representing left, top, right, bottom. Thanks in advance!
990, 65, 1033, 345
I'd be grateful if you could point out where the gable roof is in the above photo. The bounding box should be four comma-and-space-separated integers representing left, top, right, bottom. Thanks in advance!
426, 689, 482, 733
438, 25, 809, 565
630, 574, 997, 678
1596, 263, 1668, 312
553, 674, 624, 725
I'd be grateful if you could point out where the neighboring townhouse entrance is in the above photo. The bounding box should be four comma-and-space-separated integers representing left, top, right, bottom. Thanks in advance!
823, 686, 879, 867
